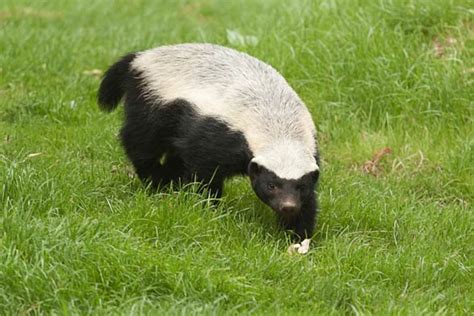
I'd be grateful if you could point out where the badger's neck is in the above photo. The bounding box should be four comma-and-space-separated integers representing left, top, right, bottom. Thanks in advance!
251, 138, 318, 180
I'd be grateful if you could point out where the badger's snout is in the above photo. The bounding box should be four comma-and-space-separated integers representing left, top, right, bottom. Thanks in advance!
277, 197, 301, 215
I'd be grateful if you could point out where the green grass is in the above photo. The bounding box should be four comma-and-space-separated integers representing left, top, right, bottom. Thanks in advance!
1, 0, 473, 314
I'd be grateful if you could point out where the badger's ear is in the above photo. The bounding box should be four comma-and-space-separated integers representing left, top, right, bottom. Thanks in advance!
312, 168, 320, 183
248, 160, 262, 177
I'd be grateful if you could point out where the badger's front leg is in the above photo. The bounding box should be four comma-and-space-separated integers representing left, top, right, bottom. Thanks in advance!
281, 192, 317, 241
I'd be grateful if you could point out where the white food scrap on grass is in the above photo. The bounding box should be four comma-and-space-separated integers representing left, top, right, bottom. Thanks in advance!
226, 29, 258, 47
287, 243, 300, 254
287, 238, 311, 255
298, 239, 311, 254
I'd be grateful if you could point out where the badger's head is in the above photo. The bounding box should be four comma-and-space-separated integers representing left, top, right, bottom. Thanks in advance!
248, 141, 319, 217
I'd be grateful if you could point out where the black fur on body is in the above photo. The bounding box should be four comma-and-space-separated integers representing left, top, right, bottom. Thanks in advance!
98, 47, 320, 240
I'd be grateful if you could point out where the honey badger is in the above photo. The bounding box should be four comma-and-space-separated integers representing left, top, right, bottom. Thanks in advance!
98, 43, 320, 239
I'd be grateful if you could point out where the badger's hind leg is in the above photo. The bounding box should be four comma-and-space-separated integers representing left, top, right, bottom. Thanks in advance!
119, 73, 185, 189
151, 152, 188, 187
120, 113, 193, 189
120, 120, 166, 187
121, 125, 192, 189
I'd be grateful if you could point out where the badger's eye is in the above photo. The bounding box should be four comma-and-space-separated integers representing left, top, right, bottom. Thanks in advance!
267, 182, 276, 191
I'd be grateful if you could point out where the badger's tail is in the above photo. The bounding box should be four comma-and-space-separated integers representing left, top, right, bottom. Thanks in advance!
98, 53, 137, 112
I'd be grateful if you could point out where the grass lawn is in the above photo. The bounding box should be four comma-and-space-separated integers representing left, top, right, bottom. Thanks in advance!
1, 0, 473, 314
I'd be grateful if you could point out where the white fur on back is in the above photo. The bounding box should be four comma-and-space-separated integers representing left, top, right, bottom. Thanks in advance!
131, 43, 318, 179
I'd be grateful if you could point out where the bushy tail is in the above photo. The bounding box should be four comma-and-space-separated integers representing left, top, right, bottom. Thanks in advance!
98, 53, 137, 112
